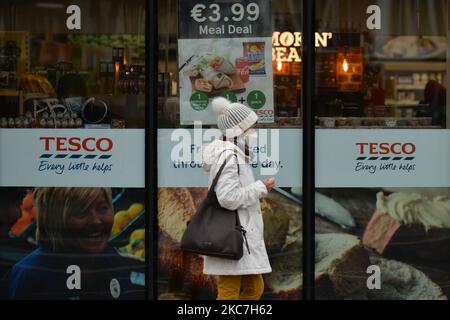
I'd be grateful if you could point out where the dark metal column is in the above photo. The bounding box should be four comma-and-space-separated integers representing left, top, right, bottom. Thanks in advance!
146, 0, 158, 300
302, 0, 316, 301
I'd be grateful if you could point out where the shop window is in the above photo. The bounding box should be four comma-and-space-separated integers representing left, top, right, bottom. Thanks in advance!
157, 0, 303, 300
314, 0, 450, 301
0, 0, 147, 300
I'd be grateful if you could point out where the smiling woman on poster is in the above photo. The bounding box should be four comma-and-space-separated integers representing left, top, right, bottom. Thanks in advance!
7, 187, 141, 300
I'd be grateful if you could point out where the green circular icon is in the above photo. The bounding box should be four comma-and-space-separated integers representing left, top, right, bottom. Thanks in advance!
190, 92, 209, 111
221, 91, 237, 103
247, 90, 266, 109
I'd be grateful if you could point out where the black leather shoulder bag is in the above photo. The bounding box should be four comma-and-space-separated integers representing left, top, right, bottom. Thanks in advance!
180, 151, 250, 260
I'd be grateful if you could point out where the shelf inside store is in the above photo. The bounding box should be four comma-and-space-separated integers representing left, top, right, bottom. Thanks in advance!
385, 99, 424, 106
21, 93, 145, 100
23, 93, 51, 101
376, 61, 446, 72
0, 89, 20, 97
395, 85, 426, 90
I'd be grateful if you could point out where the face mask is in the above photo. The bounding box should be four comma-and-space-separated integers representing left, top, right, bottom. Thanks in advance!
64, 96, 83, 113
235, 128, 258, 157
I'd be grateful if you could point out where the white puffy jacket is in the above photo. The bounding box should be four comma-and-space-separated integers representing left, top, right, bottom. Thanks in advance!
201, 139, 272, 275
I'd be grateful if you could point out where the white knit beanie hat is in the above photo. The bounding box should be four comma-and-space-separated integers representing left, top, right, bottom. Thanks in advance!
212, 97, 258, 138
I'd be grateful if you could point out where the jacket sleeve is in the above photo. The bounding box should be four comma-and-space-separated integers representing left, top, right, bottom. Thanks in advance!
214, 152, 267, 211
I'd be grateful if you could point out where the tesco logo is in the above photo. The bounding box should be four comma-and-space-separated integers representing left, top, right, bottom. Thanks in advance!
256, 110, 274, 116
356, 142, 416, 155
40, 137, 113, 152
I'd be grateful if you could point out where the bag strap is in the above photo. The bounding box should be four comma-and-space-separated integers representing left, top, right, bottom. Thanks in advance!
209, 150, 239, 194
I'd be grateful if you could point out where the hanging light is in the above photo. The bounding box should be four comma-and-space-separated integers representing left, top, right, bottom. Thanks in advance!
342, 58, 349, 73
277, 59, 283, 71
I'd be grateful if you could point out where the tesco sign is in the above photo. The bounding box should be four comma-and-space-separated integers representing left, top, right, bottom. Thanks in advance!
356, 142, 416, 155
40, 137, 113, 152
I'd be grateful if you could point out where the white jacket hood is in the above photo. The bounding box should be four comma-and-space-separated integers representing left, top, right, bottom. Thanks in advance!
202, 139, 246, 172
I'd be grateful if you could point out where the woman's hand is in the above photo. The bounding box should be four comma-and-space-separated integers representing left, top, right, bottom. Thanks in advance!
262, 177, 275, 193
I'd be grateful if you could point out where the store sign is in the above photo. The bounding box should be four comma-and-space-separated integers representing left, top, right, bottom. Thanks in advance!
353, 142, 417, 175
316, 130, 450, 187
0, 129, 145, 187
178, 0, 274, 125
272, 32, 333, 63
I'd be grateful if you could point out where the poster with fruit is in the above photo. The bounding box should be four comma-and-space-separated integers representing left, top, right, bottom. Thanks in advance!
178, 0, 274, 125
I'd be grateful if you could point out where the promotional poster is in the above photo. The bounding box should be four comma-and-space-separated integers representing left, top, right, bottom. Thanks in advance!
178, 0, 275, 124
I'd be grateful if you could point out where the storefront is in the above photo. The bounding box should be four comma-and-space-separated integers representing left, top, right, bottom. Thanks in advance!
0, 0, 449, 301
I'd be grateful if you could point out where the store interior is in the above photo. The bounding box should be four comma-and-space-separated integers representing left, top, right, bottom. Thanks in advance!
158, 0, 449, 129
0, 0, 146, 129
313, 0, 448, 128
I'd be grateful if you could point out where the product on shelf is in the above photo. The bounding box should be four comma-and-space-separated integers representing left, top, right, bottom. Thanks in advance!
111, 202, 144, 235
10, 189, 35, 236
19, 74, 55, 95
124, 228, 145, 259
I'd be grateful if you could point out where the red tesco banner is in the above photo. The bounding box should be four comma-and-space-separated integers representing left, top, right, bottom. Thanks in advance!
40, 137, 114, 152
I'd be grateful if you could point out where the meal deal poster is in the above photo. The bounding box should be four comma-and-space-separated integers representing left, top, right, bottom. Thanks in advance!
178, 0, 274, 125
0, 129, 145, 187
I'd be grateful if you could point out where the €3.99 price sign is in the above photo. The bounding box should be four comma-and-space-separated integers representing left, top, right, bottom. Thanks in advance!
178, 0, 274, 125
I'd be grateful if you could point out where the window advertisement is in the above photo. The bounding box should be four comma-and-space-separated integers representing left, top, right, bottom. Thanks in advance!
0, 0, 146, 299
178, 0, 274, 125
314, 0, 449, 300
157, 0, 303, 300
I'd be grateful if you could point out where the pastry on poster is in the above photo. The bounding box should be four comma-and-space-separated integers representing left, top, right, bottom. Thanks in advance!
362, 257, 446, 300
182, 52, 249, 97
266, 233, 370, 300
363, 192, 450, 261
157, 188, 216, 293
157, 186, 448, 300
157, 187, 303, 299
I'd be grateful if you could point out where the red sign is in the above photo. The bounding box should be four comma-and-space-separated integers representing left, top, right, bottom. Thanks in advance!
40, 137, 113, 152
356, 142, 416, 155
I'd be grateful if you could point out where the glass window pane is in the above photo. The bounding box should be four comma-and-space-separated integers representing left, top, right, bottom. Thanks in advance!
315, 0, 449, 300
157, 0, 303, 300
0, 0, 147, 300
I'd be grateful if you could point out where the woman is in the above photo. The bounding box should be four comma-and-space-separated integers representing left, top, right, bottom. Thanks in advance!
7, 187, 143, 300
202, 97, 275, 300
